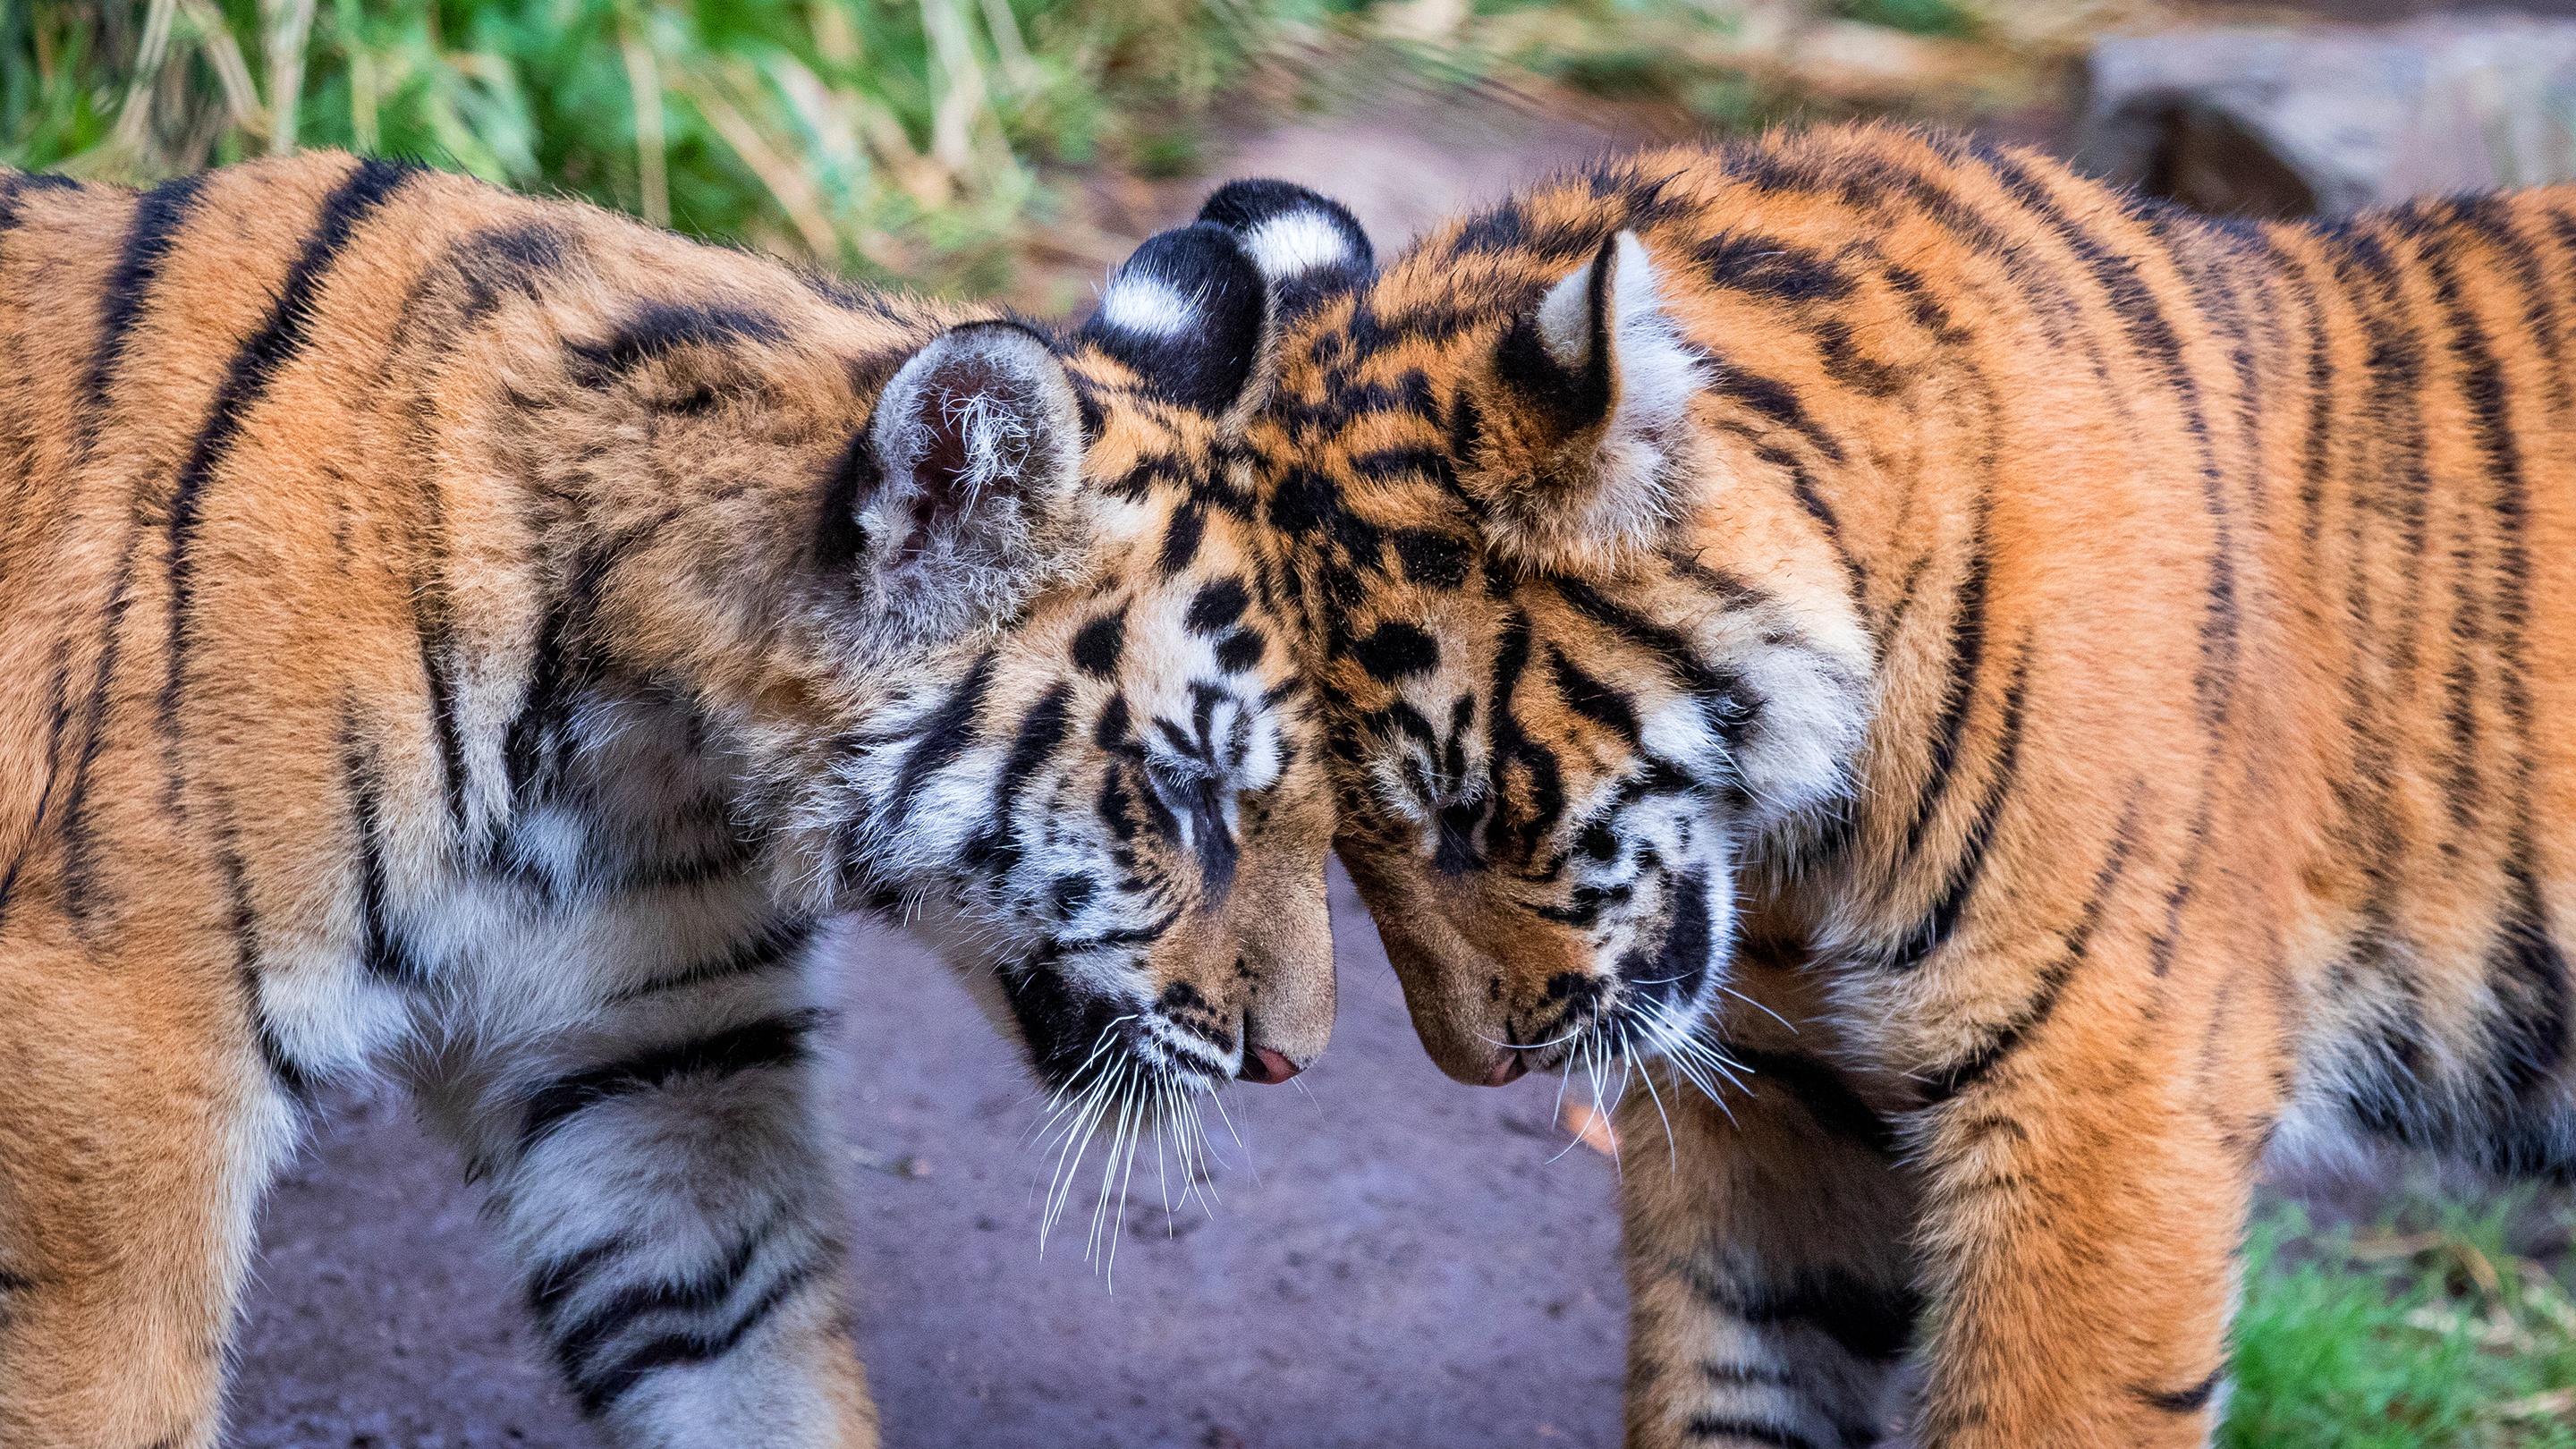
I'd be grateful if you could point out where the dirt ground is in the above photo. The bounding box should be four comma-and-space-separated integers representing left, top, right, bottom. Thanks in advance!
229, 863, 1634, 1449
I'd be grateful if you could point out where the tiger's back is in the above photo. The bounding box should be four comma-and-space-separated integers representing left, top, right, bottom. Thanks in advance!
1223, 127, 2576, 1445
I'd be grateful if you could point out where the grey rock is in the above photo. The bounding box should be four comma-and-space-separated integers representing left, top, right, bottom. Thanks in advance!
2080, 14, 2576, 216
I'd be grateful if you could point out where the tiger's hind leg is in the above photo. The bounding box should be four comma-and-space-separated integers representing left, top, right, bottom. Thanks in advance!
403, 916, 877, 1448
0, 920, 299, 1449
1618, 1052, 1919, 1449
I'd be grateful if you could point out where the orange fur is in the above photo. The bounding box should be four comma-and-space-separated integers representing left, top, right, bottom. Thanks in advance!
0, 156, 1332, 1447
1250, 125, 2576, 1445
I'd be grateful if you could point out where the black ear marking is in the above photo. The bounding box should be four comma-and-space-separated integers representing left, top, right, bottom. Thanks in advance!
1077, 222, 1267, 413
1496, 233, 1616, 438
1197, 179, 1373, 320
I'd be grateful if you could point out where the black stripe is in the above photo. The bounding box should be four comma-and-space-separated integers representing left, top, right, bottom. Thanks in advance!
159, 160, 415, 784
575, 1255, 826, 1415
1899, 543, 1987, 864
1682, 1418, 1826, 1449
0, 649, 72, 928
1987, 153, 2239, 728
1706, 365, 1843, 463
2140, 1371, 2220, 1414
518, 1009, 823, 1150
1877, 652, 2028, 972
1548, 644, 1642, 745
82, 174, 209, 420
1184, 577, 1250, 635
610, 917, 817, 1003
528, 1237, 633, 1324
1157, 502, 1207, 578
962, 683, 1074, 875
1725, 1046, 1893, 1155
1925, 791, 2141, 1103
1553, 576, 1753, 743
225, 828, 310, 1101
564, 301, 786, 386
883, 652, 996, 832
551, 1207, 783, 1378
1684, 1262, 1919, 1362
343, 717, 421, 983
2456, 198, 2569, 411
57, 175, 212, 919
499, 550, 610, 812
415, 518, 468, 827
1697, 232, 1853, 303
0, 172, 65, 239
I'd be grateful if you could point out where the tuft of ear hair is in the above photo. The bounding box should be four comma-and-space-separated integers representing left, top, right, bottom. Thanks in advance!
844, 321, 1089, 653
1478, 230, 1704, 572
1076, 222, 1270, 415
1196, 179, 1373, 322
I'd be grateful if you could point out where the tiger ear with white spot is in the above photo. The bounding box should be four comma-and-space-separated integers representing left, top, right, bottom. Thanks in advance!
1475, 230, 1705, 572
839, 320, 1089, 653
1195, 178, 1374, 323
1077, 221, 1275, 420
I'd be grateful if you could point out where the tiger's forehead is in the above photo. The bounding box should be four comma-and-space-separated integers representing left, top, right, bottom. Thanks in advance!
1063, 350, 1256, 500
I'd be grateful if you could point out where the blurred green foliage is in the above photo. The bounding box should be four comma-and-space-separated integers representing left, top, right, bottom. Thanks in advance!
2228, 1197, 2576, 1448
1, 0, 1377, 292
4, 0, 2090, 293
4, 0, 2122, 300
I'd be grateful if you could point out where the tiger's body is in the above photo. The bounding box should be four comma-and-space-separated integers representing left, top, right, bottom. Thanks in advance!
1210, 129, 2576, 1445
0, 156, 1333, 1448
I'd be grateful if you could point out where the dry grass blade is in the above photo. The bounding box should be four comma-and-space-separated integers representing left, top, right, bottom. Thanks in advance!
259, 0, 317, 152
671, 64, 838, 258
617, 16, 668, 227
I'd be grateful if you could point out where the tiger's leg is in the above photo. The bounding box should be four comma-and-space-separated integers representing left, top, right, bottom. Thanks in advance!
1904, 1055, 2251, 1447
1619, 1055, 1919, 1449
0, 927, 296, 1449
406, 919, 877, 1448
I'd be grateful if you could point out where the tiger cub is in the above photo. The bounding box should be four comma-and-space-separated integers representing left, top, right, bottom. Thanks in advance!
1198, 127, 2576, 1445
0, 156, 1332, 1449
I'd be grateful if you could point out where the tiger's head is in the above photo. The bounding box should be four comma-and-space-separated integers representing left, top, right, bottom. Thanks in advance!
484, 206, 1335, 1104
1203, 165, 1875, 1089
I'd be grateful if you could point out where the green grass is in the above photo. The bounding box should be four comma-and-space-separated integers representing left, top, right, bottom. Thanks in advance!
2229, 1195, 2576, 1448
3, 0, 1368, 292
1, 1, 2106, 294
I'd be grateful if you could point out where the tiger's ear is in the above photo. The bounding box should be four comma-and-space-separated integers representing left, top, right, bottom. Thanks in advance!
1477, 231, 1703, 572
847, 320, 1088, 650
1077, 221, 1272, 417
1195, 179, 1373, 323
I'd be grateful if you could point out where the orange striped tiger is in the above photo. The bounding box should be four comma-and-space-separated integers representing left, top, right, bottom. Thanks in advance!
1187, 127, 2576, 1445
0, 154, 1334, 1448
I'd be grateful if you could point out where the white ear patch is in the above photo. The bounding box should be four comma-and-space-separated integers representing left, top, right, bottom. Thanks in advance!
1242, 210, 1356, 282
1096, 274, 1199, 339
1485, 232, 1707, 571
1535, 256, 1596, 369
1598, 232, 1701, 449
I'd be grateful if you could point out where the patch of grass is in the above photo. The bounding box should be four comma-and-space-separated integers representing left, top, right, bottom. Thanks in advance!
2229, 1196, 2576, 1448
1, 0, 1340, 291
1835, 0, 1979, 42
0, 0, 2152, 292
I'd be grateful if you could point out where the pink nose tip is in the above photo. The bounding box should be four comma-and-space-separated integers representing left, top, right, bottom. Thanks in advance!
1486, 1055, 1530, 1087
1240, 1046, 1302, 1084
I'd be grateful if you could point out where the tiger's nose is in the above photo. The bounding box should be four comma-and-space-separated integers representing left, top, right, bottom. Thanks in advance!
1239, 1045, 1302, 1084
